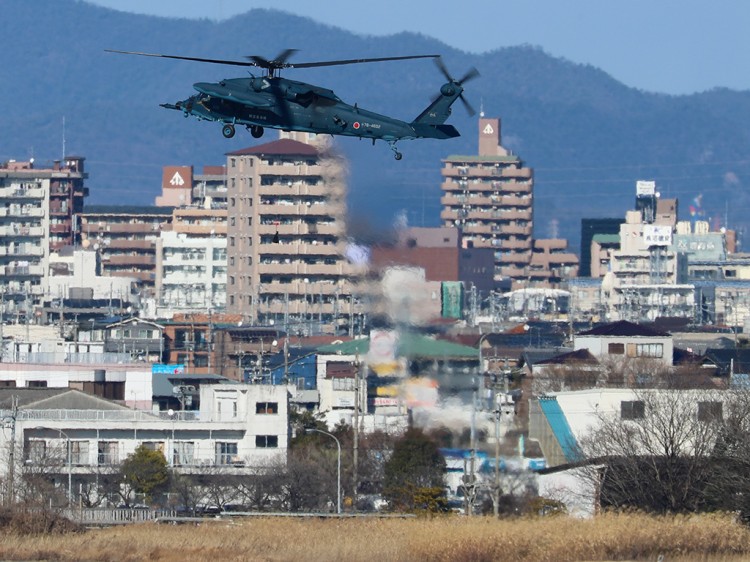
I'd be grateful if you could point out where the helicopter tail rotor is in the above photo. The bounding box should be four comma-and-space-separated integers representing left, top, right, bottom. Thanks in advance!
434, 57, 480, 116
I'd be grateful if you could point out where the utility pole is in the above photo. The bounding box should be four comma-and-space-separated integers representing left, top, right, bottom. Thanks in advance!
3, 395, 18, 506
353, 355, 361, 510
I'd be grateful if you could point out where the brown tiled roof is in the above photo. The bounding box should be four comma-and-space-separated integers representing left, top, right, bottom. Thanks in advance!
578, 320, 670, 337
226, 139, 319, 157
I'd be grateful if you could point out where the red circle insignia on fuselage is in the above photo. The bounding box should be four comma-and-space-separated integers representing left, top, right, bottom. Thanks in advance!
353, 122, 361, 129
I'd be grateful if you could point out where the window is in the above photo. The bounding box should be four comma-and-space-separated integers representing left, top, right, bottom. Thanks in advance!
141, 441, 165, 454
698, 401, 723, 422
634, 343, 664, 358
217, 397, 238, 420
255, 435, 278, 448
608, 343, 625, 355
98, 441, 119, 465
70, 441, 89, 465
333, 378, 355, 391
27, 380, 47, 388
173, 441, 194, 466
621, 400, 645, 420
215, 442, 239, 465
256, 402, 278, 414
25, 440, 46, 463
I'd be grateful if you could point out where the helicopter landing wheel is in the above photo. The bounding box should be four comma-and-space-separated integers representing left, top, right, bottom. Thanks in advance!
250, 125, 264, 138
394, 151, 403, 161
222, 124, 236, 139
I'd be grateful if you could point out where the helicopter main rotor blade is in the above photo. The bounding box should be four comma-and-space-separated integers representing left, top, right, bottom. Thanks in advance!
106, 49, 438, 72
105, 49, 258, 67
289, 54, 439, 69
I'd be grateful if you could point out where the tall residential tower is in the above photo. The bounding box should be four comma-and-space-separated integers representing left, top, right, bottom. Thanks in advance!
225, 136, 357, 333
440, 118, 534, 289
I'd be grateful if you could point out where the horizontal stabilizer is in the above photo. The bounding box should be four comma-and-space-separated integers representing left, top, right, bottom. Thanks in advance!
412, 123, 460, 140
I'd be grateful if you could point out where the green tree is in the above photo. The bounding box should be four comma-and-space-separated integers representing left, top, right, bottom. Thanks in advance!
383, 428, 447, 512
120, 445, 169, 505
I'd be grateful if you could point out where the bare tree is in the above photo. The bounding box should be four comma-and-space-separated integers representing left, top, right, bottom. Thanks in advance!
233, 460, 286, 511
579, 389, 733, 513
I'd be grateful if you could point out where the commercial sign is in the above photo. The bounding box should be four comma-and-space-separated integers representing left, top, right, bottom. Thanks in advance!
636, 180, 656, 196
152, 364, 185, 375
643, 225, 673, 247
366, 330, 400, 375
441, 281, 464, 319
161, 166, 193, 191
373, 397, 400, 407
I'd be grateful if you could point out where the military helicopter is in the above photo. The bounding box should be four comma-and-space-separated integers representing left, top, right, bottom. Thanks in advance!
105, 49, 478, 160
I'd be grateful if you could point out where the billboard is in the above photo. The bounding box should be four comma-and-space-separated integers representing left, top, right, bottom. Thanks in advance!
636, 180, 656, 196
643, 225, 673, 247
441, 281, 464, 319
161, 166, 193, 191
152, 364, 185, 375
366, 330, 400, 375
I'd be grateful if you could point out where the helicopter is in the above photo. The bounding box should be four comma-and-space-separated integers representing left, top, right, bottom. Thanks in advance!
105, 49, 478, 160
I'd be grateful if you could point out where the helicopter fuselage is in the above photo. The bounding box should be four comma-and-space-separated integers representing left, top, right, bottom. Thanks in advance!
165, 76, 458, 144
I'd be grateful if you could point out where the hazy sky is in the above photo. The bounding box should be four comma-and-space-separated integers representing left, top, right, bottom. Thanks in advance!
86, 0, 748, 95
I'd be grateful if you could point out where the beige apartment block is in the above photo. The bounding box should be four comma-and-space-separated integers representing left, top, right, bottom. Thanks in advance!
0, 158, 88, 318
155, 207, 228, 314
440, 117, 534, 289
225, 137, 358, 333
80, 206, 173, 294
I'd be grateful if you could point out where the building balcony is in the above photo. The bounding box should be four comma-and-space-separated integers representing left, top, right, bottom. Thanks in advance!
256, 223, 340, 237
6, 207, 45, 218
499, 266, 527, 278
500, 224, 533, 236
440, 209, 460, 222
491, 181, 532, 193
262, 281, 344, 296
259, 243, 341, 257
49, 223, 71, 234
101, 239, 154, 251
498, 239, 532, 251
3, 264, 44, 276
173, 224, 228, 235
255, 163, 324, 177
104, 255, 156, 266
256, 183, 329, 197
21, 226, 45, 237
7, 244, 44, 257
86, 223, 162, 235
498, 252, 532, 265
0, 187, 45, 199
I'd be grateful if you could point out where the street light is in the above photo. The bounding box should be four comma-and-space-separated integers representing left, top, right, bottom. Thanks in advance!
31, 427, 72, 507
306, 428, 341, 514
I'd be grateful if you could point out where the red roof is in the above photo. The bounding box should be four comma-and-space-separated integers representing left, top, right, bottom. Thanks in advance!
226, 139, 319, 157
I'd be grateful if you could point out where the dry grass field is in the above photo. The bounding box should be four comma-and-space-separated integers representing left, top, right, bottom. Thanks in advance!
1, 512, 750, 562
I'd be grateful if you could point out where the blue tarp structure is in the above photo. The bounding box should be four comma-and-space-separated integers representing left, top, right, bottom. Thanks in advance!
538, 396, 580, 463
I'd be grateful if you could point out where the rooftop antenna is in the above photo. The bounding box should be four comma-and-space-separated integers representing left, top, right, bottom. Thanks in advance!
62, 115, 66, 161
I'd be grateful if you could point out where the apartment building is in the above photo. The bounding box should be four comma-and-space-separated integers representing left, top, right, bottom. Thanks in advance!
0, 158, 88, 318
155, 207, 228, 315
225, 136, 358, 333
440, 117, 534, 290
528, 239, 579, 288
79, 206, 173, 295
